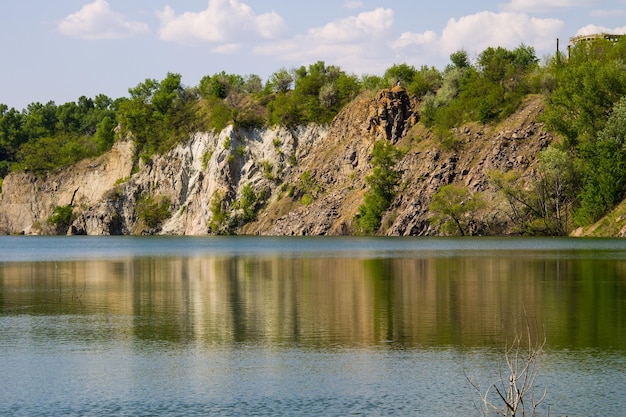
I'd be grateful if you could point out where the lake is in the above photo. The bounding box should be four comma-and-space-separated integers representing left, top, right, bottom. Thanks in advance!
1, 236, 625, 416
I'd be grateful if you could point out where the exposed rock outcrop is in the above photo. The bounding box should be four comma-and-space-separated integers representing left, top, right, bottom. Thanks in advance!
0, 90, 554, 236
0, 141, 134, 235
367, 86, 418, 142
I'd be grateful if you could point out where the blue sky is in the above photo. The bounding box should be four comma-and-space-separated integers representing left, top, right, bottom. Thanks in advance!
1, 0, 625, 110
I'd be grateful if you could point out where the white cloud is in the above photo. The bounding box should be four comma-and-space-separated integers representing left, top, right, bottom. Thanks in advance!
254, 8, 393, 74
389, 11, 563, 65
308, 7, 392, 42
157, 0, 286, 49
438, 12, 564, 56
58, 0, 149, 40
499, 0, 593, 12
392, 31, 438, 49
576, 24, 626, 36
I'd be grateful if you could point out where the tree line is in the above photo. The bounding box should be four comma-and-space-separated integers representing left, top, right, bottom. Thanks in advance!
3, 38, 626, 235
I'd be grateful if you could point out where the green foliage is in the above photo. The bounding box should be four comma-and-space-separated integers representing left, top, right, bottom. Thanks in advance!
261, 160, 274, 180
268, 68, 294, 93
429, 184, 485, 236
298, 193, 311, 205
201, 148, 214, 171
135, 194, 171, 229
422, 44, 537, 133
539, 37, 626, 227
355, 141, 403, 234
575, 96, 626, 225
0, 160, 10, 178
360, 74, 386, 91
47, 205, 74, 234
199, 71, 244, 99
489, 147, 577, 236
383, 63, 442, 97
1, 93, 116, 175
384, 63, 417, 87
236, 183, 263, 222
15, 134, 95, 174
267, 92, 301, 127
118, 72, 201, 160
94, 116, 116, 153
208, 191, 228, 234
296, 170, 320, 203
267, 61, 361, 126
449, 49, 470, 69
536, 146, 577, 234
544, 39, 626, 148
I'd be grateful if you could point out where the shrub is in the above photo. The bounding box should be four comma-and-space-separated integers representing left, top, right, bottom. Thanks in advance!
135, 194, 171, 229
236, 183, 260, 222
209, 191, 228, 234
47, 205, 74, 234
261, 160, 274, 180
201, 148, 214, 171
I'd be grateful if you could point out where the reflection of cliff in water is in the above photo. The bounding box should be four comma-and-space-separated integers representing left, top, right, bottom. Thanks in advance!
1, 253, 625, 350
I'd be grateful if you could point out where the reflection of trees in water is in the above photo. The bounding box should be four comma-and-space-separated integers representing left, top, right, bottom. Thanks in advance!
2, 254, 626, 349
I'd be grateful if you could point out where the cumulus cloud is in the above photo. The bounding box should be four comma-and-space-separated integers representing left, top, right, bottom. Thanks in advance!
576, 24, 626, 36
58, 0, 149, 40
389, 11, 563, 66
438, 11, 564, 56
157, 0, 286, 50
499, 0, 593, 13
255, 8, 393, 73
255, 7, 564, 75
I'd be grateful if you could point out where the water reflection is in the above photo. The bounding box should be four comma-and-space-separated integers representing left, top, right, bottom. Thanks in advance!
2, 252, 625, 350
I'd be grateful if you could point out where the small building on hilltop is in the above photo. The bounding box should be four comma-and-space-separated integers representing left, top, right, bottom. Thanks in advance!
569, 33, 624, 47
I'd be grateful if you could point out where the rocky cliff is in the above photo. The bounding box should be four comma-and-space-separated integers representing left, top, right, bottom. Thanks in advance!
0, 88, 556, 236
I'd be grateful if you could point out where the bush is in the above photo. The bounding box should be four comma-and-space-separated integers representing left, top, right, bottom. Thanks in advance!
208, 191, 229, 234
135, 194, 171, 229
236, 183, 261, 222
47, 205, 74, 234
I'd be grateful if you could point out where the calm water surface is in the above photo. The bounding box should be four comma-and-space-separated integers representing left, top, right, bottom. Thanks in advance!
1, 236, 625, 416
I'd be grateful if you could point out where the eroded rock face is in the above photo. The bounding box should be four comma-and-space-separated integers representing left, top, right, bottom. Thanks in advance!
67, 125, 326, 236
367, 86, 418, 142
0, 90, 555, 237
0, 141, 135, 235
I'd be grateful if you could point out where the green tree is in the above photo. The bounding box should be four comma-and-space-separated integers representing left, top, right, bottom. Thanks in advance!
269, 68, 294, 93
429, 184, 485, 236
361, 74, 386, 91
536, 146, 577, 234
575, 96, 626, 224
355, 141, 403, 234
152, 72, 182, 115
0, 106, 26, 161
93, 116, 116, 152
543, 39, 626, 148
384, 63, 417, 87
450, 49, 470, 69
22, 101, 58, 140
